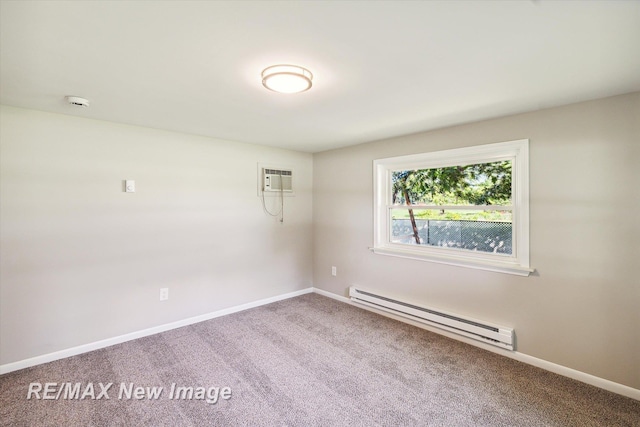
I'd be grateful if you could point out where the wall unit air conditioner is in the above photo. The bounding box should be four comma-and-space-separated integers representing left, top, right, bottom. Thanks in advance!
263, 168, 293, 192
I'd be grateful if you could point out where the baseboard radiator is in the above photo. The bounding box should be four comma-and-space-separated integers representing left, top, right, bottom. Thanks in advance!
349, 286, 515, 350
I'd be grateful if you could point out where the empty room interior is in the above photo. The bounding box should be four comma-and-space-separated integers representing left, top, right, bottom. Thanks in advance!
1, 1, 639, 425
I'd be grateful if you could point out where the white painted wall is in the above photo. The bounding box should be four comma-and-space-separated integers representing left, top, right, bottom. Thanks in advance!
312, 92, 640, 390
0, 106, 313, 365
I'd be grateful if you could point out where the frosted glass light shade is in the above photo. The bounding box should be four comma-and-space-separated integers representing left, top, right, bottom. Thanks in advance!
262, 65, 313, 94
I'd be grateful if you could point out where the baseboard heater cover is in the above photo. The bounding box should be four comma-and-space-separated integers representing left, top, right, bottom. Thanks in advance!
349, 286, 515, 350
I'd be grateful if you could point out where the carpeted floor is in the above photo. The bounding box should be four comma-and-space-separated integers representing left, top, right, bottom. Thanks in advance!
1, 293, 639, 426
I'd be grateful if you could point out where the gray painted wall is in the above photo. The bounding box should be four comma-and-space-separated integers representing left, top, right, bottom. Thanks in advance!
2, 93, 639, 390
312, 93, 640, 389
0, 106, 313, 365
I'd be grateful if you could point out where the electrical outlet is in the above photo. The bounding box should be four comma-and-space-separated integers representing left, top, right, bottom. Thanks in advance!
159, 288, 169, 301
331, 266, 337, 277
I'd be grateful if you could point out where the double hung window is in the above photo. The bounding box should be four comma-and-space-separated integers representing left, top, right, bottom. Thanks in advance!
373, 139, 531, 276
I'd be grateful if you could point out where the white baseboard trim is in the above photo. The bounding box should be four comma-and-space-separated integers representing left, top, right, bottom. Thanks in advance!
0, 287, 313, 375
314, 287, 640, 401
313, 287, 351, 303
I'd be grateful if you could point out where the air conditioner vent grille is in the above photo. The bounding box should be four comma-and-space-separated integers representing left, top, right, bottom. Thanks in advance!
263, 168, 293, 192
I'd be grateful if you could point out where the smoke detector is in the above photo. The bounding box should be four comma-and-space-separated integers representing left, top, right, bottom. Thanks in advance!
65, 96, 90, 107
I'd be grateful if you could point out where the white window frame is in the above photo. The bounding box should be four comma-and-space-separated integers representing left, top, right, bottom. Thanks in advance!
373, 139, 532, 276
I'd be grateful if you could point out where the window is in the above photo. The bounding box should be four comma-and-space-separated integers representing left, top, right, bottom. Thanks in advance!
373, 139, 532, 276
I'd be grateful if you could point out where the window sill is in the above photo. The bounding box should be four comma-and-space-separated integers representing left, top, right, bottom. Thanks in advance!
371, 246, 534, 276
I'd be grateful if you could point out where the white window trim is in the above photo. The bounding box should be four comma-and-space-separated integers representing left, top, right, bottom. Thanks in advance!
373, 139, 533, 276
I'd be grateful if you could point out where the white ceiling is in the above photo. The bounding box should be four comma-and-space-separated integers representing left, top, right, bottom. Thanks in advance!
1, 1, 639, 153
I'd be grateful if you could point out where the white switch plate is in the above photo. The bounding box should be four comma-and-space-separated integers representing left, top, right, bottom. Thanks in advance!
125, 180, 135, 193
331, 266, 337, 276
159, 288, 169, 301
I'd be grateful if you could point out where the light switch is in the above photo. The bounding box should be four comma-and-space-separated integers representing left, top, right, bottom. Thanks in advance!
125, 180, 135, 193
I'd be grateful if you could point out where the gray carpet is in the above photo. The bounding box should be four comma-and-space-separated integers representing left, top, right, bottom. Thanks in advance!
1, 293, 639, 426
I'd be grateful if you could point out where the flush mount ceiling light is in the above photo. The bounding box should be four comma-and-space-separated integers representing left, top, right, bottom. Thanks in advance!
261, 65, 313, 94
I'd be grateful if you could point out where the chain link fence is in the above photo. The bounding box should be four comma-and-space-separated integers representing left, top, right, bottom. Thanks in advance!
391, 219, 512, 254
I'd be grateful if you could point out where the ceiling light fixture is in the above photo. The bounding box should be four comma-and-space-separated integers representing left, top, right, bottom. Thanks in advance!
261, 65, 313, 94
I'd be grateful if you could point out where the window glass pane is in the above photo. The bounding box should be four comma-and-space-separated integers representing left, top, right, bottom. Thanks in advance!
391, 160, 512, 206
390, 209, 512, 254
